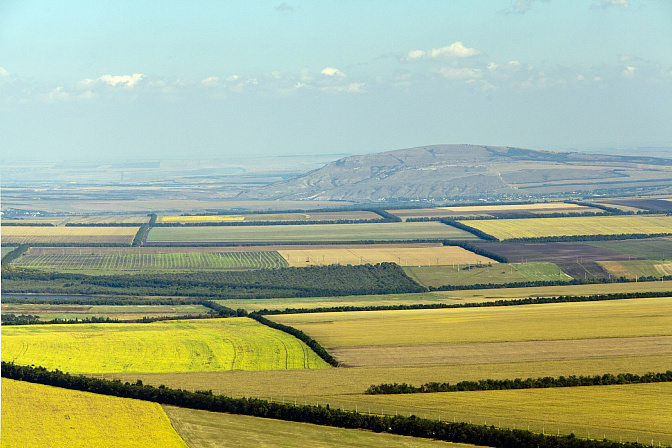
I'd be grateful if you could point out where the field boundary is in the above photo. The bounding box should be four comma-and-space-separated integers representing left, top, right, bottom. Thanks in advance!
1, 362, 651, 448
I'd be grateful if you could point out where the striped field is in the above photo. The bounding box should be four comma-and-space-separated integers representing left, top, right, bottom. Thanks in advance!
1, 226, 140, 245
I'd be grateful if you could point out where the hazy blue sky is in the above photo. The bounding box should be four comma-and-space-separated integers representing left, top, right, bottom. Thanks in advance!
1, 0, 670, 161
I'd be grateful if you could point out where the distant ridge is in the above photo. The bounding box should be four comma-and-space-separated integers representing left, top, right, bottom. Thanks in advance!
237, 144, 672, 203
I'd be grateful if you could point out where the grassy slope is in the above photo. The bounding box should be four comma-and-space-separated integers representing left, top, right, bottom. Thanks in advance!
1, 318, 330, 373
2, 378, 187, 448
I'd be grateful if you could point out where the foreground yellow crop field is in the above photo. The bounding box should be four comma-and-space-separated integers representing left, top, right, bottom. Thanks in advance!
458, 215, 672, 240
1, 225, 140, 245
279, 244, 496, 267
1, 318, 329, 374
1, 378, 187, 448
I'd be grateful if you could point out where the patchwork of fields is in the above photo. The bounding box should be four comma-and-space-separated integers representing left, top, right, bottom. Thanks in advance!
2, 378, 187, 448
1, 318, 330, 373
158, 210, 381, 223
390, 202, 600, 220
1, 226, 140, 245
460, 215, 672, 240
1, 303, 210, 321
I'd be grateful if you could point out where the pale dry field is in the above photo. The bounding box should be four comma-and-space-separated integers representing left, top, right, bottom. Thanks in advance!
279, 245, 496, 267
1, 226, 139, 244
390, 202, 598, 219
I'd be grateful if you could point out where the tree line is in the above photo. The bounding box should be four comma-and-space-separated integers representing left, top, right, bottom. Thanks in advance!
0, 362, 649, 448
365, 371, 672, 394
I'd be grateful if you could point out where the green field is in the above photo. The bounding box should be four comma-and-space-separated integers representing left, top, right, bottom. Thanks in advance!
11, 251, 288, 273
1, 318, 330, 373
1, 245, 16, 258
598, 260, 672, 279
146, 222, 477, 243
164, 406, 480, 448
1, 304, 210, 321
404, 262, 571, 287
2, 378, 188, 448
588, 237, 672, 260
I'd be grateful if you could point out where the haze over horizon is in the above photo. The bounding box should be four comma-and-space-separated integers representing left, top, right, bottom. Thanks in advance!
1, 1, 671, 162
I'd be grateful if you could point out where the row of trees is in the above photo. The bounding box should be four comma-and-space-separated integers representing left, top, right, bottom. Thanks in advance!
1, 362, 648, 448
366, 371, 672, 394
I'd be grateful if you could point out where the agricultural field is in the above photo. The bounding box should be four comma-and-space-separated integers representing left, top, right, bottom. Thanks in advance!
1, 318, 330, 373
404, 262, 571, 288
593, 198, 672, 212
587, 237, 672, 260
459, 215, 672, 240
1, 225, 140, 245
2, 215, 150, 226
157, 210, 381, 223
163, 406, 479, 448
10, 250, 288, 273
216, 279, 672, 312
597, 260, 672, 279
1, 245, 16, 258
471, 240, 645, 263
146, 221, 477, 244
389, 202, 600, 220
1, 303, 210, 321
2, 378, 188, 448
279, 244, 496, 267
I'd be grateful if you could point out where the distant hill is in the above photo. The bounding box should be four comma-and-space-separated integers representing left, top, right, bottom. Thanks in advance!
237, 144, 672, 203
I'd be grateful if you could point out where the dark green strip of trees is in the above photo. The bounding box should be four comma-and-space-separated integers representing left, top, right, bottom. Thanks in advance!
365, 371, 672, 394
442, 240, 508, 263
1, 222, 55, 226
440, 219, 499, 240
1, 245, 30, 266
0, 362, 649, 448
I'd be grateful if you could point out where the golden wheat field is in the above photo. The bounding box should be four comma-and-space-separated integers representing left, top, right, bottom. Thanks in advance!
1, 378, 187, 448
390, 202, 597, 219
1, 318, 330, 374
279, 245, 496, 267
1, 226, 140, 245
458, 215, 672, 240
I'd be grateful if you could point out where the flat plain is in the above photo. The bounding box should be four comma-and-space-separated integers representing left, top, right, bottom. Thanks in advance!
158, 210, 381, 223
587, 236, 672, 260
1, 378, 188, 448
1, 303, 210, 321
146, 221, 477, 243
389, 202, 599, 220
598, 260, 672, 279
1, 318, 330, 373
459, 215, 672, 240
1, 225, 140, 245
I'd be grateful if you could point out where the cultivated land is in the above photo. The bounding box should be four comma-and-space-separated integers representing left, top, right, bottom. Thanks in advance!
404, 262, 571, 288
587, 237, 672, 260
279, 245, 496, 267
1, 378, 188, 448
598, 260, 672, 279
158, 210, 381, 223
1, 226, 140, 245
1, 318, 330, 373
146, 221, 477, 244
459, 215, 672, 240
11, 251, 288, 273
389, 202, 600, 220
0, 304, 210, 321
471, 240, 646, 263
2, 215, 151, 226
1, 245, 16, 258
163, 406, 481, 448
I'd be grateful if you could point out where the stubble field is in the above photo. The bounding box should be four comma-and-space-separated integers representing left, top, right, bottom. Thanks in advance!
1, 226, 140, 245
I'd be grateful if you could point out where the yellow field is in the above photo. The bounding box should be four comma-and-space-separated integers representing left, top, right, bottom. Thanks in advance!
390, 202, 598, 219
1, 378, 187, 448
271, 297, 672, 348
158, 215, 245, 222
459, 215, 672, 240
1, 226, 140, 245
279, 245, 497, 267
1, 318, 330, 374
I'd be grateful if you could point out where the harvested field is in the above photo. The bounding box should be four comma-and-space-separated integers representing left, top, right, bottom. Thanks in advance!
158, 210, 381, 223
598, 260, 672, 279
319, 384, 672, 445
1, 317, 330, 373
11, 250, 288, 273
555, 261, 613, 280
270, 297, 672, 348
471, 240, 645, 263
146, 222, 477, 244
389, 202, 599, 220
587, 237, 672, 260
2, 378, 187, 448
279, 245, 495, 267
163, 406, 477, 448
459, 215, 672, 240
330, 336, 672, 368
2, 216, 149, 226
1, 226, 139, 245
217, 279, 672, 312
595, 198, 672, 212
404, 262, 570, 288
0, 303, 210, 321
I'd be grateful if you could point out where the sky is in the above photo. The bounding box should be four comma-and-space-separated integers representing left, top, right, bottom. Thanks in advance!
1, 0, 671, 161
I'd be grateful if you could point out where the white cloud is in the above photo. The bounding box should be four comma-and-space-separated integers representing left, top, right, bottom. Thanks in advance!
623, 66, 636, 78
406, 50, 426, 61
487, 62, 498, 71
43, 86, 68, 102
201, 76, 220, 86
0, 67, 9, 77
592, 0, 629, 8
321, 82, 365, 93
321, 67, 346, 77
438, 67, 482, 79
576, 74, 585, 81
294, 82, 305, 89
78, 73, 145, 89
226, 75, 240, 81
594, 76, 602, 81
406, 42, 480, 62
299, 68, 313, 82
